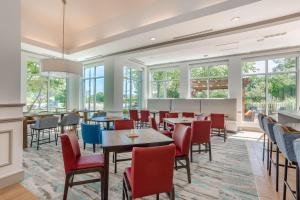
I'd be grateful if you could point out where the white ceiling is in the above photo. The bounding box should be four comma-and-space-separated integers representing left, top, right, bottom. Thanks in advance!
21, 0, 300, 65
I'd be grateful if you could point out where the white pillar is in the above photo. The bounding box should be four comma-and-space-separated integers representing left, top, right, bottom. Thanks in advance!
0, 0, 24, 188
179, 63, 189, 98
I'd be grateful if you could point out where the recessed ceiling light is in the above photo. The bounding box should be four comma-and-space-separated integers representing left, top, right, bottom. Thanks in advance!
150, 37, 156, 41
231, 17, 240, 22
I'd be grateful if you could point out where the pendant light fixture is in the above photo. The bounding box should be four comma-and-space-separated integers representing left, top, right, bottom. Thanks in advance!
41, 0, 82, 77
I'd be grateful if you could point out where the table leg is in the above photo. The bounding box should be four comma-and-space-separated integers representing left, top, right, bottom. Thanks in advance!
23, 118, 27, 149
164, 121, 167, 130
103, 149, 109, 200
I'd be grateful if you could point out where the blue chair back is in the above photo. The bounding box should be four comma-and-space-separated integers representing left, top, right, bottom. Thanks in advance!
273, 124, 300, 162
293, 138, 300, 165
257, 113, 265, 131
262, 117, 276, 142
81, 123, 102, 145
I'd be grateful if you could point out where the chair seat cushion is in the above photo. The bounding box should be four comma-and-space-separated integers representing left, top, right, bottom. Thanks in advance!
125, 167, 133, 189
76, 154, 104, 170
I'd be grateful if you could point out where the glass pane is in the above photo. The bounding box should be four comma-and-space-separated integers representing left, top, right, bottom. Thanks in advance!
152, 81, 164, 98
84, 67, 93, 78
48, 77, 67, 112
190, 79, 207, 98
267, 73, 296, 119
268, 57, 296, 73
166, 69, 180, 80
26, 61, 48, 112
152, 71, 166, 81
208, 65, 228, 77
95, 78, 104, 110
96, 65, 104, 77
166, 80, 180, 98
242, 75, 266, 122
209, 78, 228, 98
242, 61, 266, 75
90, 79, 95, 110
123, 79, 130, 109
131, 69, 142, 81
131, 80, 141, 109
124, 67, 130, 79
190, 67, 208, 79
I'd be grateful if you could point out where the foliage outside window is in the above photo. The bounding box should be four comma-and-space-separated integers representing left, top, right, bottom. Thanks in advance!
83, 65, 104, 110
190, 64, 228, 98
123, 67, 143, 109
150, 68, 180, 98
26, 61, 67, 112
242, 57, 297, 122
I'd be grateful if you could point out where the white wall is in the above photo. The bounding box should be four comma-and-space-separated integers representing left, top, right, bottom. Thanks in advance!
0, 0, 24, 188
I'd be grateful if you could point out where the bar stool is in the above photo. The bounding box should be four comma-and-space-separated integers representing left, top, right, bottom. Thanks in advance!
140, 110, 150, 127
293, 138, 300, 200
60, 113, 80, 134
258, 113, 267, 162
210, 113, 226, 142
273, 124, 300, 200
129, 110, 140, 128
30, 116, 59, 150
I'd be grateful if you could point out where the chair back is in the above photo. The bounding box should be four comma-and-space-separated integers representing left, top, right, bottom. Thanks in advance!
182, 112, 194, 118
159, 111, 169, 124
173, 124, 191, 156
191, 120, 211, 144
129, 110, 139, 121
293, 138, 300, 165
166, 112, 178, 118
35, 116, 59, 129
115, 120, 134, 130
262, 117, 276, 142
257, 113, 265, 131
60, 131, 81, 173
131, 144, 176, 198
61, 113, 80, 126
140, 110, 150, 123
150, 117, 158, 131
273, 124, 300, 162
92, 111, 107, 118
81, 123, 102, 144
210, 113, 225, 129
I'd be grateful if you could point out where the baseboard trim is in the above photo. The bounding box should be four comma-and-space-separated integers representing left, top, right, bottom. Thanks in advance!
0, 170, 24, 189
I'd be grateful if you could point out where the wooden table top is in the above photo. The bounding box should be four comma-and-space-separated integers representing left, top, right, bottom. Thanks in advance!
163, 117, 196, 124
102, 128, 173, 149
91, 116, 125, 122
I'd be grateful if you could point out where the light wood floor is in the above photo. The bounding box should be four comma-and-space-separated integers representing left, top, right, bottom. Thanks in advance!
0, 184, 38, 200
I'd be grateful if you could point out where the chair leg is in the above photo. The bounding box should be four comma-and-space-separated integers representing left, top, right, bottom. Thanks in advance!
224, 128, 226, 142
190, 144, 193, 163
37, 130, 40, 150
262, 133, 266, 161
30, 129, 34, 147
170, 186, 175, 200
267, 138, 270, 170
283, 158, 288, 200
122, 178, 126, 200
93, 144, 96, 153
209, 141, 212, 161
199, 144, 201, 154
83, 143, 86, 149
269, 142, 273, 176
156, 193, 159, 200
296, 164, 300, 200
185, 156, 191, 183
63, 173, 71, 200
175, 160, 178, 170
114, 153, 118, 173
276, 146, 279, 192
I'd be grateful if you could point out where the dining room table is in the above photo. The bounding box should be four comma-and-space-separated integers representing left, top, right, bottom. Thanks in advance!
90, 116, 125, 130
101, 128, 174, 200
163, 117, 196, 130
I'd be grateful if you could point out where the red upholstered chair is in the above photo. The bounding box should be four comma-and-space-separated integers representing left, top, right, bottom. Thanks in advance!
182, 112, 194, 118
129, 110, 140, 128
190, 120, 212, 162
173, 124, 192, 183
140, 110, 150, 127
159, 111, 169, 128
122, 144, 176, 200
114, 120, 134, 173
151, 117, 173, 138
210, 113, 226, 142
60, 131, 104, 200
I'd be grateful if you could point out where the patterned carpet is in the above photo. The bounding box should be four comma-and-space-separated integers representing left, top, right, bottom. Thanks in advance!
22, 131, 259, 200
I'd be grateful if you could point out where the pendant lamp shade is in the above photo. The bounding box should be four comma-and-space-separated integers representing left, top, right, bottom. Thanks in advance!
41, 58, 83, 77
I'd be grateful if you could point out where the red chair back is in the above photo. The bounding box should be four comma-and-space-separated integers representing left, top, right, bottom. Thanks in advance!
115, 120, 134, 130
210, 113, 225, 129
140, 110, 150, 123
166, 112, 178, 118
191, 120, 211, 144
131, 144, 176, 198
159, 111, 169, 124
151, 117, 158, 131
173, 124, 191, 156
129, 110, 139, 121
60, 131, 81, 173
182, 112, 194, 118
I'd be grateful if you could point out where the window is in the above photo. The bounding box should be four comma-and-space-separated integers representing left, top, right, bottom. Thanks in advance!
242, 57, 297, 122
83, 65, 104, 110
123, 67, 143, 109
190, 63, 228, 98
26, 61, 67, 112
150, 68, 180, 98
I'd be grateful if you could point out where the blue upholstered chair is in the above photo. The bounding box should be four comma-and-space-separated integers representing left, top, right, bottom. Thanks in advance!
81, 123, 102, 153
273, 124, 300, 200
257, 113, 267, 162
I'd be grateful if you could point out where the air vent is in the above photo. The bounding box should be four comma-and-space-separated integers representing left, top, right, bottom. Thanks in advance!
264, 32, 287, 39
173, 29, 214, 40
